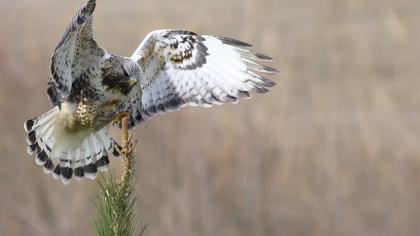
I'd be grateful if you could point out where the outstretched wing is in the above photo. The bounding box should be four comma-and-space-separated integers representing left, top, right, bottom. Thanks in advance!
48, 0, 106, 105
127, 29, 277, 126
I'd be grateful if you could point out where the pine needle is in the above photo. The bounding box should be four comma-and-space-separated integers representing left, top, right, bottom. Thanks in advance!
95, 116, 145, 236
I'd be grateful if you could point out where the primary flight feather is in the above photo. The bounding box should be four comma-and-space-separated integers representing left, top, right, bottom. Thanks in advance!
24, 0, 278, 184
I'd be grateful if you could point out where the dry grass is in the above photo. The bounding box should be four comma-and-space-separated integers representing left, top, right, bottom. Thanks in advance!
0, 0, 420, 235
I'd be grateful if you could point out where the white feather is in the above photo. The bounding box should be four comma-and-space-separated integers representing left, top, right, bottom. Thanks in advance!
43, 165, 53, 175
25, 107, 59, 132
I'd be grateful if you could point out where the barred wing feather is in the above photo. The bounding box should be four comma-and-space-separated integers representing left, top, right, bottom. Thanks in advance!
48, 0, 105, 104
128, 30, 277, 126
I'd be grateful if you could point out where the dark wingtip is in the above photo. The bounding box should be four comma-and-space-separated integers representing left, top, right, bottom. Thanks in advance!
76, 0, 96, 26
254, 53, 273, 61
225, 95, 239, 103
253, 85, 269, 94
237, 90, 251, 99
259, 78, 276, 87
261, 65, 279, 74
217, 36, 252, 48
82, 0, 96, 14
265, 80, 276, 87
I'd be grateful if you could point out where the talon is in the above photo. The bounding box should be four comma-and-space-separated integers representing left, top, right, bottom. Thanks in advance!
126, 139, 137, 154
127, 134, 134, 143
129, 140, 137, 153
112, 141, 123, 157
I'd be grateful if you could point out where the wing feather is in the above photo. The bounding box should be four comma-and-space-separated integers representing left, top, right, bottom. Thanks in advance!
126, 29, 278, 127
48, 0, 106, 104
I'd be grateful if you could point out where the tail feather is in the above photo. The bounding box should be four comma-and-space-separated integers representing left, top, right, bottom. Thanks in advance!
24, 107, 118, 184
96, 152, 110, 171
26, 130, 36, 144
82, 138, 97, 180
74, 166, 85, 180
24, 108, 58, 132
83, 164, 98, 180
73, 148, 85, 181
52, 164, 61, 180
35, 150, 49, 165
89, 134, 110, 172
27, 142, 40, 155
60, 164, 73, 184
95, 131, 112, 150
43, 159, 55, 174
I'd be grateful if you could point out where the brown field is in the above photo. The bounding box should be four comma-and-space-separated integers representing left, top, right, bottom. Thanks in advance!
0, 0, 419, 235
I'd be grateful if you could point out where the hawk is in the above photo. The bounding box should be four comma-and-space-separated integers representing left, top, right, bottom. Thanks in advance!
24, 0, 277, 184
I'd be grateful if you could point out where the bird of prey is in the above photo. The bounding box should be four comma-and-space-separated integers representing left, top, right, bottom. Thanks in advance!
24, 0, 277, 184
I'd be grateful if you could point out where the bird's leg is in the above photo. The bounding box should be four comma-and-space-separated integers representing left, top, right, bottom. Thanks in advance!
120, 115, 136, 184
111, 112, 135, 157
121, 112, 138, 153
111, 137, 136, 157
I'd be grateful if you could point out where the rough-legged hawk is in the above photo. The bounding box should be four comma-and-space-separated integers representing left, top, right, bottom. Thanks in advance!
24, 0, 278, 184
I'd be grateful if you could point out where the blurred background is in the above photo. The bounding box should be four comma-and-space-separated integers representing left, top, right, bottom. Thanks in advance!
0, 0, 419, 235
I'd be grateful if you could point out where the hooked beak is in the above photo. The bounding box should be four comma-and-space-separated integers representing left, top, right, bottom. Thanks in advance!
128, 77, 137, 87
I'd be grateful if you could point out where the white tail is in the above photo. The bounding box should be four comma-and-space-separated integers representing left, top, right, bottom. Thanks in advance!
24, 107, 119, 184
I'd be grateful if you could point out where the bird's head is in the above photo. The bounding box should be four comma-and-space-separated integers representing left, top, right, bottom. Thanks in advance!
101, 57, 139, 95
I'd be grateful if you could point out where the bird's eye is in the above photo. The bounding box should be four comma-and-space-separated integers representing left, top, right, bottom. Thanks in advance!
122, 67, 129, 77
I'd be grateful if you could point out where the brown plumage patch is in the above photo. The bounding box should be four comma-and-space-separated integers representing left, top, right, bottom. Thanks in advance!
65, 100, 99, 132
104, 99, 119, 107
170, 50, 193, 64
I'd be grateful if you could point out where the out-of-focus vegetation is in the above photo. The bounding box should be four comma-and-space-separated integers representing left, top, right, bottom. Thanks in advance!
0, 0, 419, 235
95, 117, 143, 236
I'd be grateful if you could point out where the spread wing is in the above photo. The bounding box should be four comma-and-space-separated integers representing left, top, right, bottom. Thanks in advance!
126, 29, 277, 127
48, 0, 106, 105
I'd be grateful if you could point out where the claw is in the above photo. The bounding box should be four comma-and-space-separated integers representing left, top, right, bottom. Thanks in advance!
112, 140, 123, 157
127, 139, 138, 153
127, 134, 134, 143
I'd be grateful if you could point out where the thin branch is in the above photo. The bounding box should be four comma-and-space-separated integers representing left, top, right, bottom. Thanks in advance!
95, 115, 143, 236
120, 115, 135, 185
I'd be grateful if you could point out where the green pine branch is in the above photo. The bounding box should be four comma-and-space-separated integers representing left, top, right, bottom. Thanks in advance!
95, 116, 146, 236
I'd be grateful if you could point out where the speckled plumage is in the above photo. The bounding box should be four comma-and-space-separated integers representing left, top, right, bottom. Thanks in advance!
24, 0, 277, 184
